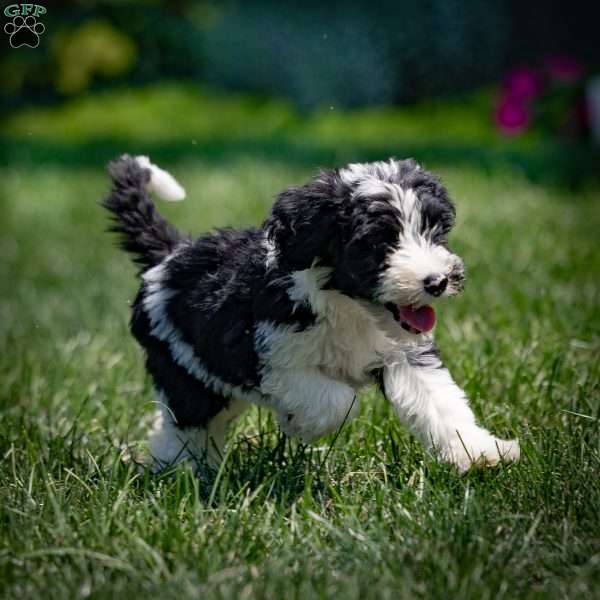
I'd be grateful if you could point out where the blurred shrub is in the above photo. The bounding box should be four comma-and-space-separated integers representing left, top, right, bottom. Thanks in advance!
495, 56, 589, 141
52, 20, 137, 95
203, 0, 510, 109
1, 0, 598, 112
0, 2, 209, 108
3, 84, 298, 143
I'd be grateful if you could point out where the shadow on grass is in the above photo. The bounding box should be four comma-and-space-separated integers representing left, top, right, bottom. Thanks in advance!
2, 134, 599, 188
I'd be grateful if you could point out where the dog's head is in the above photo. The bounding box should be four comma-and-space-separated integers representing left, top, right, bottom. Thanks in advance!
264, 159, 465, 334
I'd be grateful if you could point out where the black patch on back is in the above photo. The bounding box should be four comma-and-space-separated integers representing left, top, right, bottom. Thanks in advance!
164, 228, 264, 388
253, 272, 317, 329
160, 227, 317, 387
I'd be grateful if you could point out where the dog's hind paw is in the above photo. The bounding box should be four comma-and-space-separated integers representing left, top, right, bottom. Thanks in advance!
277, 410, 350, 443
277, 412, 322, 442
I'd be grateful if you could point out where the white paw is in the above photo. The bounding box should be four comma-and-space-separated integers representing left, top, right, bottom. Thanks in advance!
277, 411, 337, 443
277, 396, 359, 443
277, 411, 307, 440
440, 429, 520, 472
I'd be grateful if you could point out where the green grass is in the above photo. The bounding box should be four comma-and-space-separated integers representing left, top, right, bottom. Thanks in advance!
1, 84, 600, 599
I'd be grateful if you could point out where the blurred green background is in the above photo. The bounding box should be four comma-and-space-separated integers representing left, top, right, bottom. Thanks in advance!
2, 0, 600, 183
3, 1, 600, 108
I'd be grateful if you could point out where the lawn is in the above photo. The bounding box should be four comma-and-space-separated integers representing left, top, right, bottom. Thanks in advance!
1, 85, 599, 599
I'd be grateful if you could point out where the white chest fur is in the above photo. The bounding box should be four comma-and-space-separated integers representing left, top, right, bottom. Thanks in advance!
256, 268, 398, 386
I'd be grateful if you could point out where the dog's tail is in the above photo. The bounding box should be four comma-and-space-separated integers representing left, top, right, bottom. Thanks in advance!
102, 155, 187, 270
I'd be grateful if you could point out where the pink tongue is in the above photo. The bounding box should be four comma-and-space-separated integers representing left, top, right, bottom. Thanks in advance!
399, 305, 436, 333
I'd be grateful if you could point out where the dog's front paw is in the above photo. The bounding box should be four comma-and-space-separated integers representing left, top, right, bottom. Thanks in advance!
440, 428, 520, 472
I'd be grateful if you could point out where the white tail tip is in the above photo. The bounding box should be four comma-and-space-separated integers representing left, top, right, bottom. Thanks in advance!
135, 155, 186, 202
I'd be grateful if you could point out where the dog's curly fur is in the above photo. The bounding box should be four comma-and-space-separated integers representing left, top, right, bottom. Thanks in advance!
102, 155, 519, 472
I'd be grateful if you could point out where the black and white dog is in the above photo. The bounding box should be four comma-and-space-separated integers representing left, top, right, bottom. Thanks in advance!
103, 155, 519, 472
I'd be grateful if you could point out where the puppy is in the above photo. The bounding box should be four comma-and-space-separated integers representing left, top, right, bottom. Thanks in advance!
103, 155, 519, 472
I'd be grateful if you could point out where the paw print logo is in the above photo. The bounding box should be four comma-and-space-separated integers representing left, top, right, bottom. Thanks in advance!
4, 15, 45, 48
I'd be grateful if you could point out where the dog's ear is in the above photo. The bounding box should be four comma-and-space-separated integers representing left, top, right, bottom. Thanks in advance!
264, 169, 347, 271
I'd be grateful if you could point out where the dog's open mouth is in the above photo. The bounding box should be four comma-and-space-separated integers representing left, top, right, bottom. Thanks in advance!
385, 303, 436, 334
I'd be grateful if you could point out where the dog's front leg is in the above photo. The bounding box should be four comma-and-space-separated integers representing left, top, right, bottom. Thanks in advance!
261, 369, 359, 442
382, 344, 519, 471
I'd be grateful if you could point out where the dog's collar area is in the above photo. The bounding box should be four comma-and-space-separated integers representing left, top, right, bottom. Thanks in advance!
384, 302, 436, 334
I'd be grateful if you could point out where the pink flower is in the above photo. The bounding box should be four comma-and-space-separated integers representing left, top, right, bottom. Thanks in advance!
495, 96, 531, 135
504, 67, 544, 101
545, 55, 584, 84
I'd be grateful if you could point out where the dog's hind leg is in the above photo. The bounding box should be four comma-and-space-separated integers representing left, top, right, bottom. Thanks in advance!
147, 392, 248, 472
131, 302, 250, 472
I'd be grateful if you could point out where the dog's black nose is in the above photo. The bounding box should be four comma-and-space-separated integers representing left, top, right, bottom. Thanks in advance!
424, 274, 448, 297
